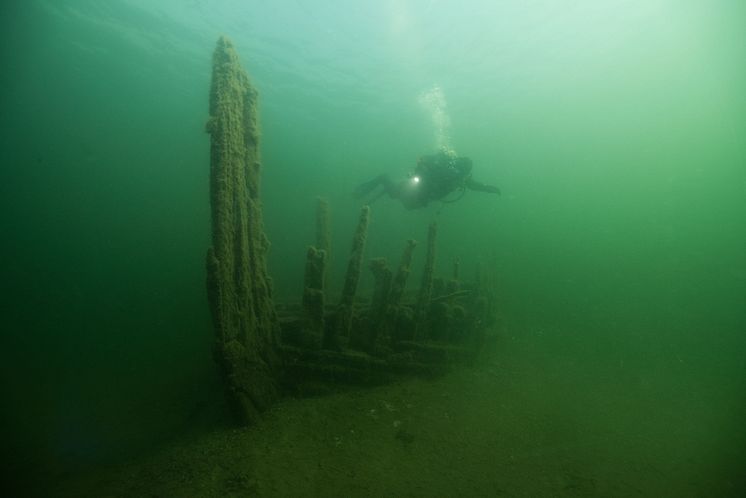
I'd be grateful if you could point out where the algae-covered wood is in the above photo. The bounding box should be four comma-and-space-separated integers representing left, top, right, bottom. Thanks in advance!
205, 36, 278, 424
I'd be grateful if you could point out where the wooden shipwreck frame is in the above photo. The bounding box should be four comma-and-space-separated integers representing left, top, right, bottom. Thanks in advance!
205, 37, 498, 424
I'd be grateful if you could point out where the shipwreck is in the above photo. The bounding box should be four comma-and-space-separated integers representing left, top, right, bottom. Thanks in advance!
205, 36, 498, 424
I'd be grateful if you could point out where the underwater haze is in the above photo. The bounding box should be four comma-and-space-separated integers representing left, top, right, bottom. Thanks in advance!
1, 0, 745, 496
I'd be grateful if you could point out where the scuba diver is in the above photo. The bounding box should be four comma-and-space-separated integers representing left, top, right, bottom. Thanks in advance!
354, 148, 501, 210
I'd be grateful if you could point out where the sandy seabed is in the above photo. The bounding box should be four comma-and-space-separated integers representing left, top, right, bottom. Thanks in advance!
50, 331, 744, 498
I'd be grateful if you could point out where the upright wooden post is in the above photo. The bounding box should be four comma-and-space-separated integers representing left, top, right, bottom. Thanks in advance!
414, 223, 437, 339
301, 246, 326, 348
205, 36, 278, 424
316, 197, 331, 288
326, 205, 370, 350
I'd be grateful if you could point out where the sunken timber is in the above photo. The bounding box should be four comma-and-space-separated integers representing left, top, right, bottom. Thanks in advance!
205, 37, 497, 424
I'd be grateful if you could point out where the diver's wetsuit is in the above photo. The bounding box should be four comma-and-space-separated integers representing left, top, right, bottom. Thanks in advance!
354, 150, 500, 209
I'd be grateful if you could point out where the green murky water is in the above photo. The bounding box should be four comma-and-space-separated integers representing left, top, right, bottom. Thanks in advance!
2, 1, 744, 496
